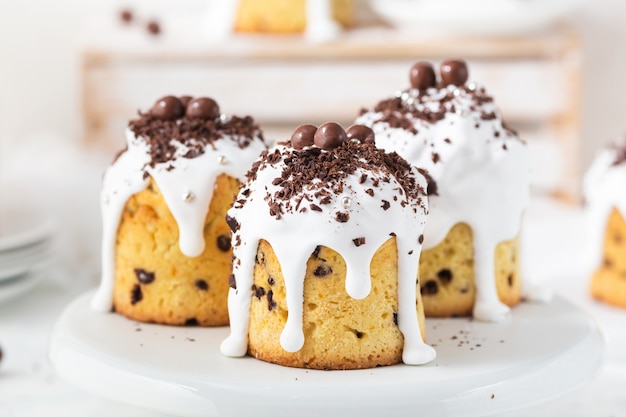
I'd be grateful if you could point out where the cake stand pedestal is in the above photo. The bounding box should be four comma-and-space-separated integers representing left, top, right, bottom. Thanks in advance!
49, 292, 603, 417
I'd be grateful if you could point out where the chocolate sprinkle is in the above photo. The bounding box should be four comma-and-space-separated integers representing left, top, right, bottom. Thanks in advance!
134, 268, 155, 284
313, 265, 332, 277
130, 284, 143, 305
225, 215, 240, 233
437, 269, 453, 284
254, 285, 266, 299
216, 234, 231, 251
228, 274, 237, 289
352, 237, 366, 247
195, 279, 209, 290
267, 290, 277, 311
335, 212, 350, 223
421, 280, 439, 295
243, 139, 426, 221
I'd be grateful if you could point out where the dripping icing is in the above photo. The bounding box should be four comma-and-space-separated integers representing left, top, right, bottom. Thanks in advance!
220, 144, 436, 365
91, 128, 266, 312
356, 83, 533, 321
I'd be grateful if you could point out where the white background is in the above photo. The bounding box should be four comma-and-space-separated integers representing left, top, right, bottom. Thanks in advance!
0, 0, 625, 169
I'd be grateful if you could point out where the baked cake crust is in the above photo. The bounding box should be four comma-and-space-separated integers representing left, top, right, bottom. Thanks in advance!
419, 223, 521, 317
221, 123, 436, 368
590, 207, 626, 307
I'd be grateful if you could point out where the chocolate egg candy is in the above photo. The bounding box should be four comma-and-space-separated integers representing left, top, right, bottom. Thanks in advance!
346, 125, 375, 144
119, 9, 133, 23
186, 97, 220, 119
291, 124, 317, 150
409, 62, 436, 90
179, 95, 193, 108
150, 96, 184, 120
314, 122, 347, 150
440, 59, 468, 87
147, 20, 161, 35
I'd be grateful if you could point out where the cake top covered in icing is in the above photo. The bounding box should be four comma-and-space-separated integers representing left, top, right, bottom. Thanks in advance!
358, 60, 520, 152
121, 95, 264, 168
231, 122, 428, 224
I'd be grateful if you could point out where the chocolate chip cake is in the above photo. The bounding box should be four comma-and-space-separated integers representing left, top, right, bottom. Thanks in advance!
220, 122, 436, 369
357, 60, 530, 322
585, 140, 626, 308
234, 0, 354, 34
92, 96, 267, 326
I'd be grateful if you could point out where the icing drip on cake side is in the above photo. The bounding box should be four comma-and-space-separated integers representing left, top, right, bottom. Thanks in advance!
220, 139, 436, 365
357, 80, 532, 322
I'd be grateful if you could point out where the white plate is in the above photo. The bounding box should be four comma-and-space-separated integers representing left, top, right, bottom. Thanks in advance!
49, 293, 603, 417
0, 243, 53, 282
369, 0, 583, 36
0, 268, 46, 304
0, 207, 52, 252
0, 239, 51, 267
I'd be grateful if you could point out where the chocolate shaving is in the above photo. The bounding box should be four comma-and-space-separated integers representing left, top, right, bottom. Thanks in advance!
125, 111, 264, 168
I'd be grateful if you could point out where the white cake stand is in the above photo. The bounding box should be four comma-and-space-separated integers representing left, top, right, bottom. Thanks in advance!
49, 292, 603, 417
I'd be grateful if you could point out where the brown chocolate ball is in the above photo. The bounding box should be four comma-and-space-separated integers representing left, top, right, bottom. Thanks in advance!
440, 59, 468, 87
119, 9, 133, 24
186, 97, 220, 119
409, 62, 436, 90
346, 125, 375, 144
290, 124, 317, 150
179, 95, 193, 108
147, 20, 161, 36
314, 122, 347, 150
150, 96, 184, 120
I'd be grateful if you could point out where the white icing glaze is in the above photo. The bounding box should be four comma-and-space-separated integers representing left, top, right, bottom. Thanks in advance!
220, 144, 436, 365
583, 146, 626, 273
91, 127, 266, 313
356, 84, 531, 322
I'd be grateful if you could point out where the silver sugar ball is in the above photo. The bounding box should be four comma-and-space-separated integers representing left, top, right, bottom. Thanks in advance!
183, 191, 195, 202
341, 196, 352, 209
217, 155, 228, 165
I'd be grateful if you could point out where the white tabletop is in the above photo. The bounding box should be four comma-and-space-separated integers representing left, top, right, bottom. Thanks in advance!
0, 195, 624, 417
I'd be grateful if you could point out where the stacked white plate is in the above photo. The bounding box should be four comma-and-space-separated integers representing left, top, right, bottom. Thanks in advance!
0, 206, 53, 304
